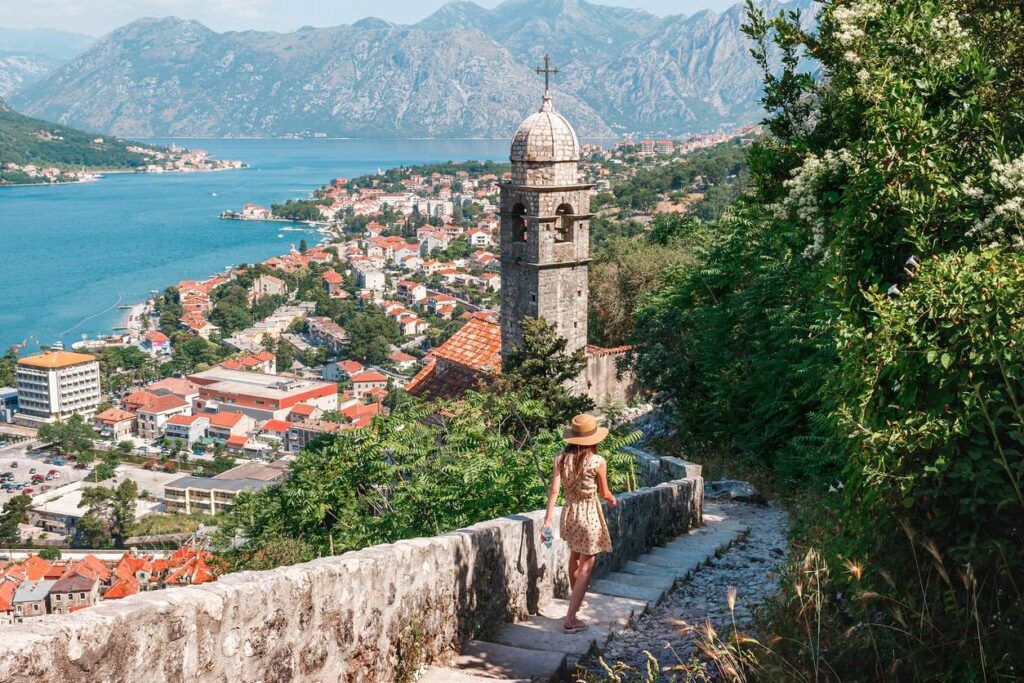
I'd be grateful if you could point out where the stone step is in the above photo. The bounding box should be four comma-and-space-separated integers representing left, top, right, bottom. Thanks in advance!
604, 570, 675, 592
492, 619, 605, 656
540, 593, 649, 629
449, 640, 567, 681
620, 559, 678, 578
590, 578, 665, 604
417, 665, 532, 683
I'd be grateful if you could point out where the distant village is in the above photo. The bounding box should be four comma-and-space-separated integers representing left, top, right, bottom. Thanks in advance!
2, 140, 243, 186
0, 124, 758, 622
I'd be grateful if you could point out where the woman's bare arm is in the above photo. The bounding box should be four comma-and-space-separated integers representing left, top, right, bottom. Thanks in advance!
541, 454, 562, 532
596, 459, 617, 507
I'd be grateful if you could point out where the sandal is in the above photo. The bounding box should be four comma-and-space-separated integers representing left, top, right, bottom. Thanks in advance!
563, 618, 589, 634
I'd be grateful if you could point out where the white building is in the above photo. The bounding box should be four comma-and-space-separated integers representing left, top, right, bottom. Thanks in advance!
15, 352, 102, 426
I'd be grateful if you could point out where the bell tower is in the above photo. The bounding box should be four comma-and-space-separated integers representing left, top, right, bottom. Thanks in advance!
500, 55, 593, 363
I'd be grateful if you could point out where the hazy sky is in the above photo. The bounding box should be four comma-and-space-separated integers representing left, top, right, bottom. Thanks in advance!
0, 0, 739, 37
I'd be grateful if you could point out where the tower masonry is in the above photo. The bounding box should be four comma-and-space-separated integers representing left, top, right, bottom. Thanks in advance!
500, 66, 593, 361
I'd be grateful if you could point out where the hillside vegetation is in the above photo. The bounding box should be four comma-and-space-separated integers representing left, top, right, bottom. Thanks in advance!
625, 0, 1024, 677
0, 97, 152, 169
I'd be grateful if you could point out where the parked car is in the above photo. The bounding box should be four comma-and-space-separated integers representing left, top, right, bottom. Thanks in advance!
49, 470, 59, 478
22, 488, 33, 494
10, 461, 17, 468
28, 468, 36, 474
42, 458, 54, 465
44, 474, 53, 481
53, 459, 66, 467
66, 454, 77, 461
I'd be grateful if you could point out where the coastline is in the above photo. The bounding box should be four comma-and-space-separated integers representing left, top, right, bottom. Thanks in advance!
0, 164, 247, 189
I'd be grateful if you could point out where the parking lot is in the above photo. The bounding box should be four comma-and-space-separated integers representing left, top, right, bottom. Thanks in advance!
0, 450, 89, 508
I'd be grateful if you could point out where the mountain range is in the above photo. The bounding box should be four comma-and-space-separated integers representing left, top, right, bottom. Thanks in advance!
7, 0, 817, 139
0, 27, 95, 96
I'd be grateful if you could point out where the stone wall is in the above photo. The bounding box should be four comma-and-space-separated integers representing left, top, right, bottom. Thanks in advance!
0, 470, 702, 683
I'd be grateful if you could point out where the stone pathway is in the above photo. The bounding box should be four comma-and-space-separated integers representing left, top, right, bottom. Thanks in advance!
418, 503, 752, 683
576, 500, 790, 678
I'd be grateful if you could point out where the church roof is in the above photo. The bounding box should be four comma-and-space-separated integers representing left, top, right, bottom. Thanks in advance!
511, 95, 580, 163
405, 313, 501, 399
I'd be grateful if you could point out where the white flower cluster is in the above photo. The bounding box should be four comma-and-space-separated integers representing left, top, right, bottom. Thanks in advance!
969, 154, 1024, 249
926, 13, 971, 69
777, 149, 855, 257
833, 0, 882, 46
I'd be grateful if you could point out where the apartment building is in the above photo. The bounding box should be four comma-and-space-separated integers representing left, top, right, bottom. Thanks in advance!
164, 461, 289, 515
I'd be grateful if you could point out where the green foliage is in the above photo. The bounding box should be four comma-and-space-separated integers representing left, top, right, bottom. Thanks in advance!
611, 140, 751, 214
38, 414, 96, 456
37, 547, 61, 560
77, 479, 139, 547
836, 250, 1024, 650
626, 0, 1024, 676
271, 198, 326, 221
167, 334, 228, 374
0, 346, 16, 387
495, 317, 594, 435
346, 309, 402, 364
0, 495, 31, 545
0, 104, 157, 172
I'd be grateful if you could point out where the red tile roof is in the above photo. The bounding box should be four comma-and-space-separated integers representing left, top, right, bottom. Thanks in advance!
431, 314, 501, 372
95, 407, 135, 423
209, 411, 244, 428
0, 583, 16, 613
351, 370, 387, 383
138, 394, 189, 414
260, 419, 291, 433
290, 403, 316, 416
339, 359, 364, 374
143, 330, 170, 343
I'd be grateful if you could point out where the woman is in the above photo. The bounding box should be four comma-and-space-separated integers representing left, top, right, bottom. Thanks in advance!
541, 413, 618, 633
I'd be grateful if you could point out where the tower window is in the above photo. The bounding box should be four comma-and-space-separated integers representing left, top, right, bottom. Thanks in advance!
555, 203, 574, 243
511, 203, 527, 243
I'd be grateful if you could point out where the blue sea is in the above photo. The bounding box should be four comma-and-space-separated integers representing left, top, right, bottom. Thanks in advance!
0, 138, 509, 350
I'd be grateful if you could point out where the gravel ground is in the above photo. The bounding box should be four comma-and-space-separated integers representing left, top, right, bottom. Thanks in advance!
578, 500, 790, 678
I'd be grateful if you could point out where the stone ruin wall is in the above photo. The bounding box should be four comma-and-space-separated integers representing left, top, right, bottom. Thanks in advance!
0, 454, 702, 683
584, 346, 639, 407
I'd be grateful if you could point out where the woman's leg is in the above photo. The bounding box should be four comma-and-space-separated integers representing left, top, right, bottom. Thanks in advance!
568, 551, 580, 591
565, 553, 595, 626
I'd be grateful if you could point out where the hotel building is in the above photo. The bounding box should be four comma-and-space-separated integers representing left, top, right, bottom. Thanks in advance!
15, 351, 102, 426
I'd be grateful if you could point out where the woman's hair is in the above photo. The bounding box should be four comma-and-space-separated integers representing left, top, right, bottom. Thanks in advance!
561, 443, 597, 481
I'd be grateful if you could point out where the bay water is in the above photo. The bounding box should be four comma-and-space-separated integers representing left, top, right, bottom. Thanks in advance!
0, 138, 508, 350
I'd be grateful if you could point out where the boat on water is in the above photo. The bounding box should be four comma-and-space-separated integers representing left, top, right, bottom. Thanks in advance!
277, 233, 284, 238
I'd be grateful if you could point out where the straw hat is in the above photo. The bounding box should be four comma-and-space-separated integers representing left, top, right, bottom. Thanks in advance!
562, 413, 609, 446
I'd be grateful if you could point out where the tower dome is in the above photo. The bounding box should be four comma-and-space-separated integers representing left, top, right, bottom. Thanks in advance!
510, 94, 580, 163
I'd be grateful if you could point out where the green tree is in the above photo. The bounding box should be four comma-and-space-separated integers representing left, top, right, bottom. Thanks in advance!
495, 317, 593, 435
346, 310, 401, 364
276, 339, 297, 372
38, 414, 96, 455
0, 495, 31, 545
0, 346, 17, 387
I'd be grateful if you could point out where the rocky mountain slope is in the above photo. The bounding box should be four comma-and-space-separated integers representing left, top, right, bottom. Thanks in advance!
0, 27, 95, 96
9, 0, 816, 138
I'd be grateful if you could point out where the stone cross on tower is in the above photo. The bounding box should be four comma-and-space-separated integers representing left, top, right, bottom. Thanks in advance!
535, 54, 558, 94
499, 63, 593, 364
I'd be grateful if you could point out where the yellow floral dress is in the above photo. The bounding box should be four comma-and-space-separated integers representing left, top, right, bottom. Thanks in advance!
559, 452, 613, 555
